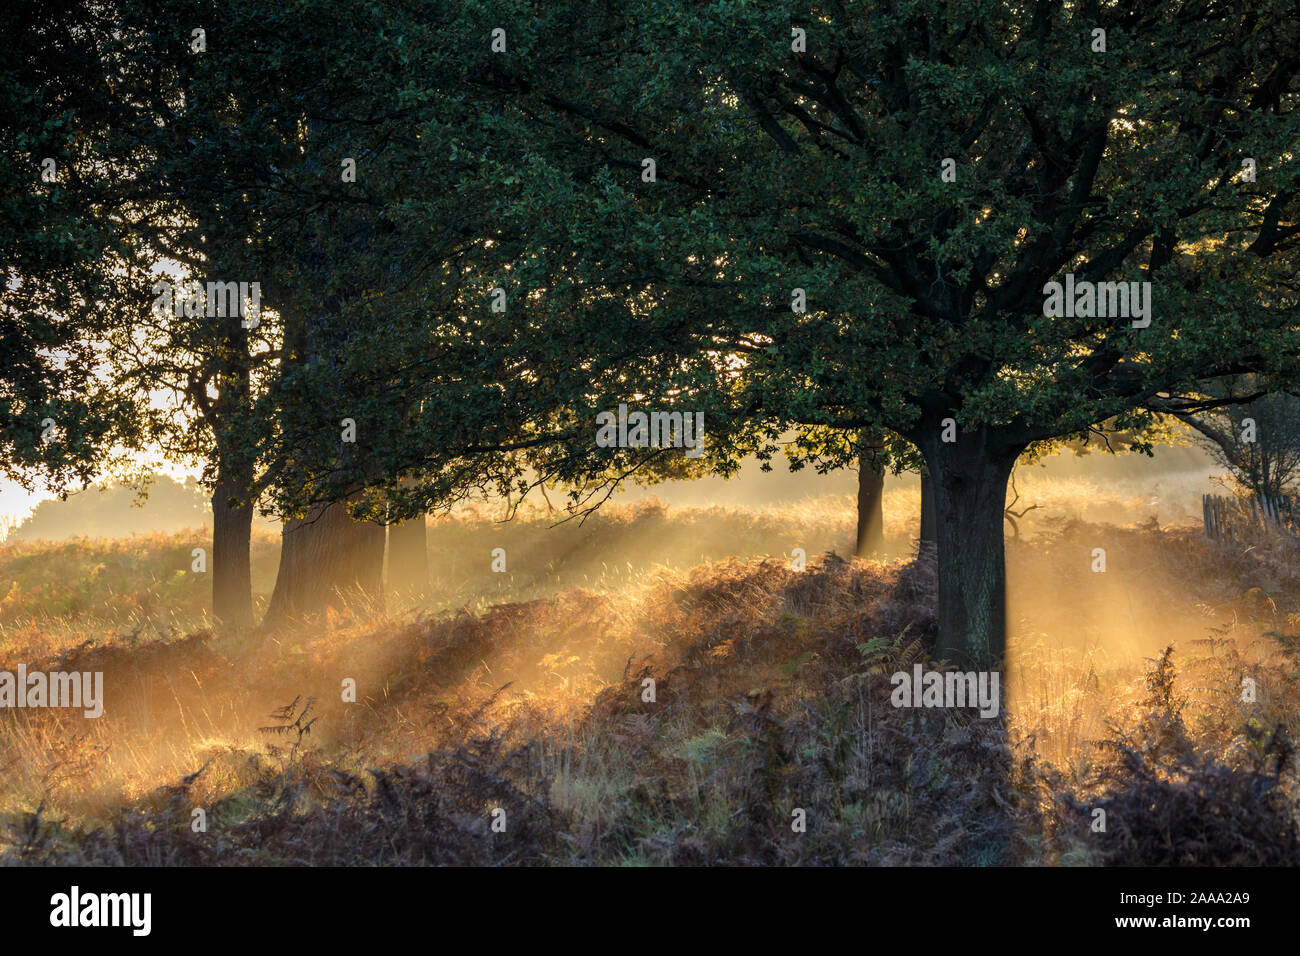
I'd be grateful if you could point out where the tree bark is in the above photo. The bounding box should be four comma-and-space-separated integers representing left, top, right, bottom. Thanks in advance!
205, 315, 255, 631
920, 428, 1022, 670
855, 452, 885, 557
211, 473, 253, 628
386, 514, 429, 602
263, 496, 385, 625
919, 472, 937, 551
199, 207, 257, 631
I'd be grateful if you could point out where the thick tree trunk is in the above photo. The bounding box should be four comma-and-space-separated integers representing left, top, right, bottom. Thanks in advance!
920, 429, 1022, 670
386, 514, 429, 602
211, 475, 254, 628
263, 497, 385, 625
919, 472, 937, 551
855, 456, 885, 557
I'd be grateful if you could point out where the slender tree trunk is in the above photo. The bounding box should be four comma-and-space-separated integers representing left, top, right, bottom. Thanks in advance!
200, 208, 257, 631
205, 324, 254, 631
264, 496, 385, 625
386, 514, 429, 602
920, 428, 1022, 670
211, 473, 253, 628
855, 453, 885, 557
919, 472, 937, 551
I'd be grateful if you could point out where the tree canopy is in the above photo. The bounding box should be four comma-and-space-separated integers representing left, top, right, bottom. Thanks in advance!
5, 0, 1299, 664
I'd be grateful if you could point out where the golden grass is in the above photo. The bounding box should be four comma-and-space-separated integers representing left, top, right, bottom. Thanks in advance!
0, 479, 1296, 864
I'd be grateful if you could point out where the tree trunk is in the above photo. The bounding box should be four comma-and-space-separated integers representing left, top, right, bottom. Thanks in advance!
855, 455, 885, 557
919, 472, 937, 551
920, 429, 1022, 670
263, 497, 385, 625
386, 514, 429, 603
211, 474, 254, 628
199, 208, 257, 631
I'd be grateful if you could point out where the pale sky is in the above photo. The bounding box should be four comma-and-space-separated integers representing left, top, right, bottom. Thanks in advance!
0, 458, 203, 539
0, 479, 50, 532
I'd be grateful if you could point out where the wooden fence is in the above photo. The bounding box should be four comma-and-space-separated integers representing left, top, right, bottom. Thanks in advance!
1203, 493, 1300, 543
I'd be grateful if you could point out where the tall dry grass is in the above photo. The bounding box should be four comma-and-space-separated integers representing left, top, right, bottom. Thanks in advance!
1, 478, 1296, 865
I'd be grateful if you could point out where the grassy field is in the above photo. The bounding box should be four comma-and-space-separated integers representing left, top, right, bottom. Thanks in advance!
1, 475, 1298, 865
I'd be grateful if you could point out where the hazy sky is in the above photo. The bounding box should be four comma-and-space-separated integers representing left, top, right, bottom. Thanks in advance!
0, 457, 202, 529
0, 479, 47, 527
0, 442, 1223, 540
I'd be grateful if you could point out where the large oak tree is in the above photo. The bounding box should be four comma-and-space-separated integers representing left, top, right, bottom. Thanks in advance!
382, 0, 1300, 668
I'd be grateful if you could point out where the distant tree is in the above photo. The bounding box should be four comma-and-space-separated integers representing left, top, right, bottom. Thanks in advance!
787, 427, 914, 557
11, 475, 209, 542
1176, 378, 1300, 499
856, 430, 885, 557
